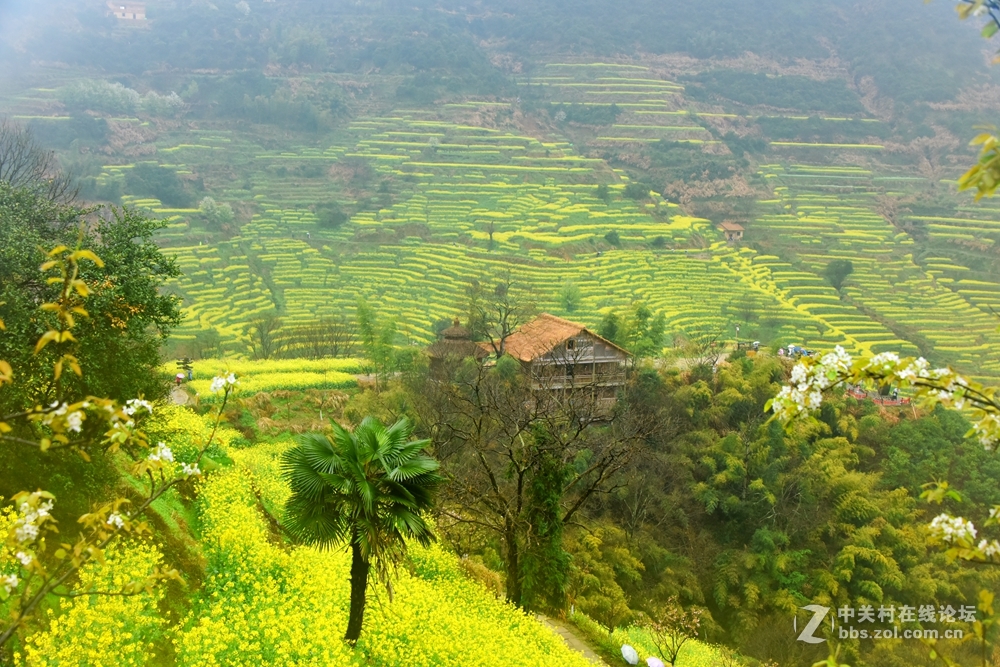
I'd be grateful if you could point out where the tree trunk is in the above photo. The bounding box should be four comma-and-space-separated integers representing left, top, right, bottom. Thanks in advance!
504, 524, 522, 607
345, 539, 370, 643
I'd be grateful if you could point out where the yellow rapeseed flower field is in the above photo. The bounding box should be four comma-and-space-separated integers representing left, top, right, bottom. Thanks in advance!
13, 407, 626, 666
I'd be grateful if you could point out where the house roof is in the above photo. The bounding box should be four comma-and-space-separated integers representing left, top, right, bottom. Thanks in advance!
498, 313, 629, 362
719, 222, 745, 232
440, 318, 471, 340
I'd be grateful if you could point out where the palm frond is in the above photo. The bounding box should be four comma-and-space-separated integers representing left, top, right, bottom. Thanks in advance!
281, 415, 442, 567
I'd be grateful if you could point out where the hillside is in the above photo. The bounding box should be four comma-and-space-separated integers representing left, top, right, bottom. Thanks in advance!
7, 402, 631, 666
5, 5, 1000, 665
6, 43, 1000, 377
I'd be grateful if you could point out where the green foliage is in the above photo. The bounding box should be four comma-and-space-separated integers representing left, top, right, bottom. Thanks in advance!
549, 103, 621, 126
604, 229, 621, 246
277, 27, 329, 68
566, 523, 643, 635
599, 303, 665, 358
683, 71, 866, 114
647, 140, 739, 181
281, 416, 442, 557
756, 116, 890, 143
958, 130, 1000, 200
58, 80, 184, 117
27, 116, 108, 150
315, 201, 348, 228
823, 259, 854, 291
623, 182, 650, 200
559, 280, 582, 312
356, 298, 399, 386
125, 163, 193, 208
0, 186, 180, 410
281, 416, 443, 640
199, 196, 234, 228
520, 439, 571, 613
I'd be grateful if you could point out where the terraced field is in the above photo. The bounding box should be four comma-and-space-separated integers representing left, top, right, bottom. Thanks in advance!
7, 61, 1000, 378
140, 102, 850, 354
751, 164, 1000, 378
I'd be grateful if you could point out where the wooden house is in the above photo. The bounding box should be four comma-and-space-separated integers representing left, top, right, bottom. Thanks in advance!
492, 313, 630, 405
718, 221, 744, 243
426, 313, 629, 408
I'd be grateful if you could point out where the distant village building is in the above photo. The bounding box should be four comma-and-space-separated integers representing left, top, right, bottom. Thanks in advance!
718, 222, 745, 243
107, 1, 146, 20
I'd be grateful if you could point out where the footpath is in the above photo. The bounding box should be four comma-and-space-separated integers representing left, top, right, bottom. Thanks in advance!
536, 614, 608, 665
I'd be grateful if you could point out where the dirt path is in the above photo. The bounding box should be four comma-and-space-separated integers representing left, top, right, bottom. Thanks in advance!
536, 614, 608, 665
170, 386, 189, 406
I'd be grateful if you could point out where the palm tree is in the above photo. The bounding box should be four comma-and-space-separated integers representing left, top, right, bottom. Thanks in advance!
281, 416, 442, 643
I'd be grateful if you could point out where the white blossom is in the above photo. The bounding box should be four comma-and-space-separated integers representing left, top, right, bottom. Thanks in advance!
865, 352, 900, 371
124, 398, 153, 416
929, 513, 977, 544
895, 357, 929, 382
15, 551, 32, 567
979, 539, 1000, 558
820, 346, 853, 373
14, 499, 53, 545
2, 574, 19, 594
210, 377, 226, 393
148, 442, 174, 463
106, 512, 125, 529
181, 462, 202, 477
65, 410, 84, 433
790, 363, 809, 385
807, 390, 823, 409
972, 413, 1000, 450
42, 402, 68, 427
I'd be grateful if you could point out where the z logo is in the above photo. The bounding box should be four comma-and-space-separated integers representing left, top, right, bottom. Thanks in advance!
795, 605, 830, 644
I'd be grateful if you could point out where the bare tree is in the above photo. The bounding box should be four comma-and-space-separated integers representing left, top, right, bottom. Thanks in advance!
281, 315, 357, 359
467, 268, 536, 357
419, 356, 651, 608
0, 118, 78, 203
246, 314, 284, 360
683, 327, 726, 370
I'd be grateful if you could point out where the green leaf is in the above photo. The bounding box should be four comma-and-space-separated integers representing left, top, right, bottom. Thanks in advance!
983, 21, 999, 38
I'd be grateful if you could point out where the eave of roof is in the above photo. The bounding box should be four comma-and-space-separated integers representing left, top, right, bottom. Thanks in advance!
500, 313, 631, 361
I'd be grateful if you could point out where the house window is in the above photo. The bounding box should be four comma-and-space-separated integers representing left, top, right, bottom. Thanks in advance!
566, 339, 575, 350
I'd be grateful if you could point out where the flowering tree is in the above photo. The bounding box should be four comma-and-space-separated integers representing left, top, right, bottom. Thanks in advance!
645, 597, 702, 666
0, 243, 235, 650
769, 347, 1000, 561
768, 347, 1000, 665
